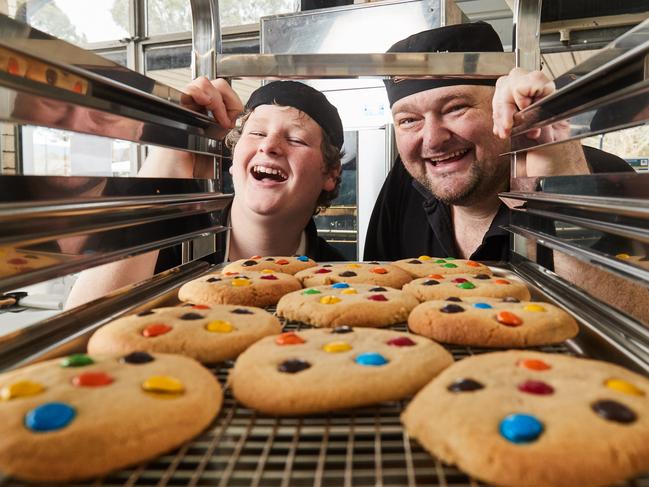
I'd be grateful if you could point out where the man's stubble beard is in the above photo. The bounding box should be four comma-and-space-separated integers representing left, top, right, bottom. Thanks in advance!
420, 155, 510, 207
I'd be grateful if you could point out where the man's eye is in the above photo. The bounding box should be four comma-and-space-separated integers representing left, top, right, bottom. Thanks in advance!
288, 138, 306, 145
249, 131, 264, 136
397, 118, 416, 127
447, 104, 468, 113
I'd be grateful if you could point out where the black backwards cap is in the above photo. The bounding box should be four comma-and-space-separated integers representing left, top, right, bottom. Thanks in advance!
384, 22, 504, 107
245, 80, 344, 150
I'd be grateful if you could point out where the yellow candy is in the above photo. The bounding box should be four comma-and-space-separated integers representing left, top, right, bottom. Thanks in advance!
231, 278, 251, 287
206, 320, 234, 333
322, 341, 353, 353
261, 269, 275, 274
142, 376, 184, 396
605, 378, 645, 396
523, 304, 546, 312
1, 380, 44, 400
418, 255, 432, 260
320, 296, 341, 305
347, 263, 362, 268
341, 288, 358, 295
616, 253, 630, 259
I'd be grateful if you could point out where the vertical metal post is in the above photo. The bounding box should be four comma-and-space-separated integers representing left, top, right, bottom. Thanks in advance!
185, 0, 222, 263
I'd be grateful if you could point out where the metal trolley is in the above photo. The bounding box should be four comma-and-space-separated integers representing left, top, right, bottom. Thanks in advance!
1, 0, 649, 485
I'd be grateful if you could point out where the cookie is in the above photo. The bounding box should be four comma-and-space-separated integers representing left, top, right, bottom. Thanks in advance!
0, 352, 221, 482
229, 327, 453, 415
0, 247, 61, 278
408, 297, 579, 347
392, 256, 492, 278
88, 305, 281, 363
402, 272, 531, 301
402, 350, 649, 487
222, 255, 317, 275
277, 283, 420, 328
178, 270, 302, 307
294, 262, 412, 289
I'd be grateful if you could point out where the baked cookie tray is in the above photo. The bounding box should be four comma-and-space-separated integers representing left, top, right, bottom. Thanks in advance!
1, 261, 649, 487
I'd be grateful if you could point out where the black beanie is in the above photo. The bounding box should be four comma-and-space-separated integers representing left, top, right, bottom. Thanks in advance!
245, 80, 344, 150
384, 22, 504, 107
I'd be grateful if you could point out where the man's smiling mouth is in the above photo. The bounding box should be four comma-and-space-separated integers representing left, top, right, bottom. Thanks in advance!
426, 148, 470, 166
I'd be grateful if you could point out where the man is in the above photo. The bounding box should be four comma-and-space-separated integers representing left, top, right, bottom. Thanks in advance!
364, 22, 630, 262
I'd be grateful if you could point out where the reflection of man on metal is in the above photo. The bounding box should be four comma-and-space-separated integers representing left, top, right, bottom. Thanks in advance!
364, 22, 630, 262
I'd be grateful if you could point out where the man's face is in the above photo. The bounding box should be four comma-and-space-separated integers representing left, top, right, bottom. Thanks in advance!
391, 85, 510, 206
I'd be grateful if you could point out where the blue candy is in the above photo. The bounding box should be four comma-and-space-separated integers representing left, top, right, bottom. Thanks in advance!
473, 302, 493, 309
355, 352, 389, 366
499, 413, 543, 443
297, 255, 309, 262
331, 282, 350, 289
25, 402, 76, 432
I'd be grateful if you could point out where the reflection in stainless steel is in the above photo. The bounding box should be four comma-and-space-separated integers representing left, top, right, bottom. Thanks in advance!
191, 0, 220, 79
215, 52, 515, 79
539, 172, 649, 197
0, 14, 227, 153
505, 223, 649, 289
508, 16, 649, 154
0, 175, 232, 292
512, 257, 649, 375
0, 260, 212, 372
513, 0, 542, 71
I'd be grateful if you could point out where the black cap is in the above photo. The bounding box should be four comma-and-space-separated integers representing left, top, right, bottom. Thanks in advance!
384, 22, 504, 107
245, 80, 344, 150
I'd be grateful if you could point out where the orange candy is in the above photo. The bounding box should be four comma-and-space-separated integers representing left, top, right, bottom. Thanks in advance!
371, 267, 388, 274
276, 259, 290, 265
496, 311, 523, 327
518, 359, 552, 371
466, 261, 481, 267
494, 279, 510, 285
142, 323, 172, 337
192, 305, 211, 310
428, 274, 444, 279
72, 371, 114, 387
250, 255, 261, 259
8, 58, 19, 75
275, 332, 305, 345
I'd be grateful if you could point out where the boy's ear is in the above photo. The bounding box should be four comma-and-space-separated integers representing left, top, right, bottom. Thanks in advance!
323, 164, 341, 192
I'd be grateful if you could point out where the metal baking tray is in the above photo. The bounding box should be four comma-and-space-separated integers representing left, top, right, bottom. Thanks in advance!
1, 265, 648, 486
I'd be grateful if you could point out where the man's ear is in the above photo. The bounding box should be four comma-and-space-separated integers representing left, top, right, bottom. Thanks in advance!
228, 164, 234, 175
323, 164, 341, 192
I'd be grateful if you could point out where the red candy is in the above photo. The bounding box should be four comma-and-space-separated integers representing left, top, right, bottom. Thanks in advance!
387, 337, 416, 347
452, 278, 468, 283
315, 268, 332, 274
276, 259, 290, 265
72, 371, 113, 387
142, 324, 172, 337
261, 275, 278, 280
496, 311, 523, 327
518, 380, 554, 395
275, 332, 305, 345
8, 258, 29, 266
368, 294, 388, 302
192, 305, 210, 310
494, 279, 510, 285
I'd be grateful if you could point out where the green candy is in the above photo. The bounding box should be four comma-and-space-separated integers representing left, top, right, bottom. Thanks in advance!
457, 282, 476, 289
60, 354, 94, 368
302, 289, 322, 295
445, 257, 456, 261
434, 259, 446, 264
443, 263, 458, 268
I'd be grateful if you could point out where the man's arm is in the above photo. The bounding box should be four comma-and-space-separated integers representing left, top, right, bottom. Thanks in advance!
492, 67, 589, 177
65, 78, 243, 309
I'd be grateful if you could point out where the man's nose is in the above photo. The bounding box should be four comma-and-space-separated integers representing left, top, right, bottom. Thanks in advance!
66, 107, 98, 133
421, 116, 451, 153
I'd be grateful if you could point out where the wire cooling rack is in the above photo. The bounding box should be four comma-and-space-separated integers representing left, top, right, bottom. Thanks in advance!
1, 321, 648, 487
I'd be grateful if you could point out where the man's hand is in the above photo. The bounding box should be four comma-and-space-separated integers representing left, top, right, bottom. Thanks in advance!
492, 67, 589, 177
180, 76, 243, 129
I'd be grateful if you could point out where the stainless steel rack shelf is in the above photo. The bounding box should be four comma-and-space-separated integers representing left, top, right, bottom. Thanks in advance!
508, 16, 649, 154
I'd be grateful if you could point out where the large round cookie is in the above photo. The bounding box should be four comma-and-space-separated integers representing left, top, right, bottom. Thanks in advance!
222, 255, 317, 275
402, 272, 531, 301
277, 283, 419, 328
294, 262, 412, 289
178, 270, 302, 307
402, 351, 649, 487
392, 256, 492, 278
88, 305, 281, 363
408, 297, 579, 347
0, 352, 221, 482
230, 327, 453, 415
